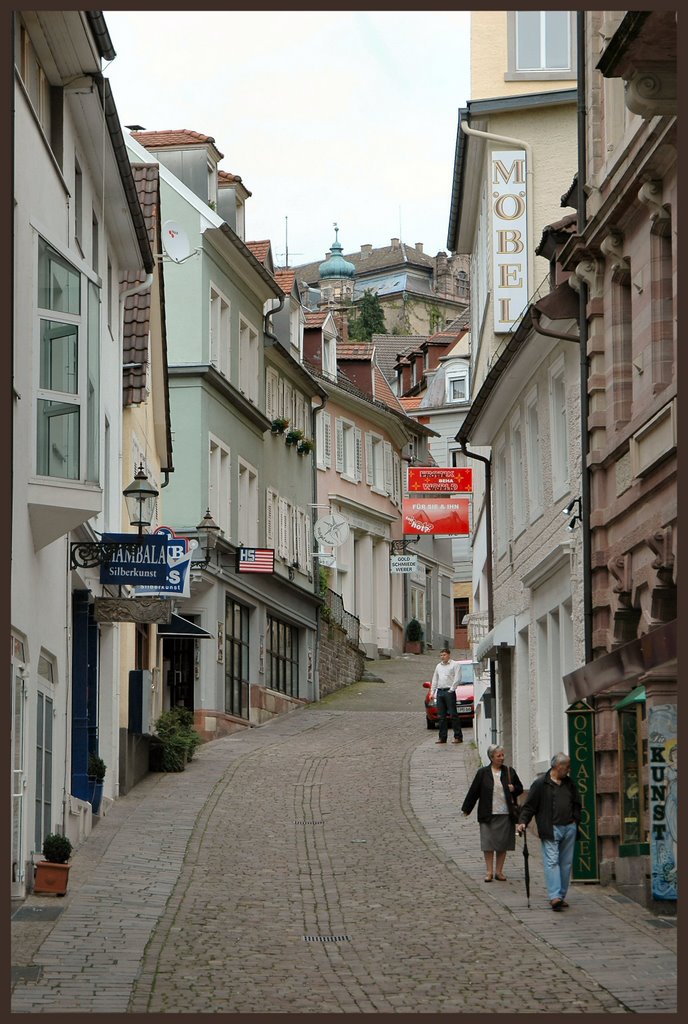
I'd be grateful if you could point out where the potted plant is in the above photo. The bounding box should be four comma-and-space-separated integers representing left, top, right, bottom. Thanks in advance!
285, 427, 304, 446
33, 832, 73, 896
88, 752, 106, 815
296, 437, 315, 456
404, 618, 424, 654
149, 707, 203, 772
271, 416, 289, 434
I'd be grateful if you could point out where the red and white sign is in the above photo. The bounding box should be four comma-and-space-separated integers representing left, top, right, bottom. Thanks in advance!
402, 498, 470, 536
407, 467, 473, 493
237, 548, 275, 573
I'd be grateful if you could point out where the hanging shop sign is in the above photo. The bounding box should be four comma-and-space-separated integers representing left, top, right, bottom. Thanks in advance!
134, 527, 194, 599
237, 548, 275, 574
648, 703, 677, 901
100, 534, 170, 586
390, 554, 418, 574
407, 467, 473, 493
566, 700, 599, 881
492, 149, 529, 334
93, 597, 172, 624
402, 498, 470, 536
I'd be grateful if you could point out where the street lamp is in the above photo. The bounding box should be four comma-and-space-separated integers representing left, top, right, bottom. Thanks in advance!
194, 508, 221, 567
123, 464, 159, 536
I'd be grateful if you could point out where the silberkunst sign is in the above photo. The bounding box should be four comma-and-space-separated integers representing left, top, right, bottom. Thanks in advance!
100, 534, 169, 586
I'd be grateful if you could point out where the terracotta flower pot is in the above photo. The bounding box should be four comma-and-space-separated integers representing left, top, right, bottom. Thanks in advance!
34, 860, 71, 896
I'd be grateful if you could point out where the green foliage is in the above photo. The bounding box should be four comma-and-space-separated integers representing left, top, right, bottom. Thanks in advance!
42, 832, 72, 863
152, 708, 203, 771
285, 428, 304, 445
348, 289, 386, 341
405, 618, 424, 642
318, 566, 330, 595
427, 303, 443, 334
87, 752, 106, 782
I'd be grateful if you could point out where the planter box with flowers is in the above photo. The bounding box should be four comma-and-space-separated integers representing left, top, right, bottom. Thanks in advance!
34, 832, 73, 896
271, 416, 290, 435
297, 437, 315, 456
285, 428, 304, 447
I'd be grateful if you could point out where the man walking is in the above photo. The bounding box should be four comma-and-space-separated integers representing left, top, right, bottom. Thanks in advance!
429, 648, 463, 744
516, 752, 581, 910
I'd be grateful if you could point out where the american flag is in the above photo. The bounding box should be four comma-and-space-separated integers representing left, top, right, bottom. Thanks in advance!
237, 548, 274, 573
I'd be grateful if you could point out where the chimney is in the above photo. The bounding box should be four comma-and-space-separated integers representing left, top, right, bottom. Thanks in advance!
361, 243, 373, 257
415, 242, 423, 254
391, 237, 400, 249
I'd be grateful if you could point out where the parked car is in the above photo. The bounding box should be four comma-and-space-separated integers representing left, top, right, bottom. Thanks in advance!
423, 661, 475, 730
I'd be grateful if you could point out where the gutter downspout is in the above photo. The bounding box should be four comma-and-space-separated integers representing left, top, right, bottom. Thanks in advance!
311, 394, 328, 702
530, 306, 579, 343
460, 122, 535, 299
577, 11, 593, 665
459, 442, 497, 745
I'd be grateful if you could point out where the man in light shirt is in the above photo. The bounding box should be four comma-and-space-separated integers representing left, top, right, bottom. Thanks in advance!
429, 648, 463, 744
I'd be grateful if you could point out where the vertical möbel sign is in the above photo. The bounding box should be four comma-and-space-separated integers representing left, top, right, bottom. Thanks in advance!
492, 150, 528, 333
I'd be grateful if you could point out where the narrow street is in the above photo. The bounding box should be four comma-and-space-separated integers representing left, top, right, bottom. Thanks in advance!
12, 652, 676, 1014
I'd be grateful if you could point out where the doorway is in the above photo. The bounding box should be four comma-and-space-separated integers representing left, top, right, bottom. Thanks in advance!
163, 637, 196, 711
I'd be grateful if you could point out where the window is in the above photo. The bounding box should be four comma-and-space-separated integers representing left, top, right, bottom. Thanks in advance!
224, 597, 249, 719
410, 585, 425, 624
106, 257, 113, 330
209, 285, 230, 378
237, 460, 258, 546
238, 317, 259, 402
316, 411, 332, 470
37, 237, 101, 481
366, 432, 385, 492
209, 436, 230, 534
457, 270, 469, 299
207, 160, 217, 207
525, 388, 542, 520
495, 441, 508, 556
266, 615, 299, 698
507, 11, 575, 80
74, 159, 83, 249
510, 414, 525, 535
446, 370, 468, 403
34, 689, 53, 852
19, 24, 51, 137
323, 329, 337, 379
335, 418, 361, 482
549, 357, 569, 500
91, 213, 99, 274
618, 701, 648, 846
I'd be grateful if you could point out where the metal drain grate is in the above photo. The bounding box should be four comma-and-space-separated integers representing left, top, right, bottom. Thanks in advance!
11, 966, 42, 983
12, 905, 65, 921
303, 935, 350, 943
293, 820, 324, 825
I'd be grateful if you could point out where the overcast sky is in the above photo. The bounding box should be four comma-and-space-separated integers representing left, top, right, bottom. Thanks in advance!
102, 10, 471, 267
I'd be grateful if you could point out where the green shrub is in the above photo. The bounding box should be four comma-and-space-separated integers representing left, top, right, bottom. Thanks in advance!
406, 618, 423, 642
151, 708, 203, 772
88, 752, 106, 782
42, 832, 72, 863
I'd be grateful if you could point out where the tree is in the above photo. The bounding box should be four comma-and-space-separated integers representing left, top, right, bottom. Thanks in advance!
348, 289, 386, 341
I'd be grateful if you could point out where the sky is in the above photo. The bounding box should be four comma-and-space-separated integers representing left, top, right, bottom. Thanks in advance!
102, 10, 471, 268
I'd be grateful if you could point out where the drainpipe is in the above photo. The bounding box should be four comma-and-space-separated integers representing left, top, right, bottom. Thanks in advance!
460, 122, 535, 299
577, 12, 593, 664
530, 306, 579, 343
459, 442, 497, 745
311, 394, 328, 702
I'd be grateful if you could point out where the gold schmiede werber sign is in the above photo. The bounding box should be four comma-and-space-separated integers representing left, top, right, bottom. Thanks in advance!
94, 597, 172, 624
492, 150, 528, 334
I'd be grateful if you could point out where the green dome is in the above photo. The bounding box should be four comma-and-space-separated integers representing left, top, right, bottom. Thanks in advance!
319, 225, 355, 280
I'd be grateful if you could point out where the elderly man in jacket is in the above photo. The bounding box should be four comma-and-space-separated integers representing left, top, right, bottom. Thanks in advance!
516, 752, 581, 911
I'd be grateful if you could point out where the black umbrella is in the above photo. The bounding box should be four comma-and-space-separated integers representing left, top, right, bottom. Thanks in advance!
521, 829, 531, 908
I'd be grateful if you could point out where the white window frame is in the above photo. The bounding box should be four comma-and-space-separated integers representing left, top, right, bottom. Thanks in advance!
316, 410, 332, 470
495, 438, 509, 558
237, 458, 258, 547
209, 434, 231, 535
238, 315, 259, 403
335, 417, 360, 483
265, 365, 279, 421
365, 431, 386, 494
549, 356, 569, 502
510, 411, 526, 537
446, 369, 469, 404
507, 10, 576, 81
323, 329, 337, 380
525, 387, 543, 522
209, 284, 231, 378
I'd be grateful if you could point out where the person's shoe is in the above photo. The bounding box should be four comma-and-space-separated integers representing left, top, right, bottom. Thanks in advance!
495, 874, 507, 881
560, 900, 569, 908
484, 874, 493, 882
452, 736, 463, 743
550, 899, 563, 911
435, 739, 446, 744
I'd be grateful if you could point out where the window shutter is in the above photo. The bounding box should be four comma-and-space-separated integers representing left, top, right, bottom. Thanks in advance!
393, 451, 401, 506
365, 433, 374, 485
384, 441, 393, 495
324, 413, 332, 468
277, 376, 284, 420
278, 497, 289, 559
354, 428, 362, 483
289, 503, 297, 563
265, 368, 277, 420
266, 487, 275, 547
284, 382, 294, 427
335, 418, 344, 473
297, 508, 305, 568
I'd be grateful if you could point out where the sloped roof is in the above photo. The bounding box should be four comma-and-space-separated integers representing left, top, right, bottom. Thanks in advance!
337, 342, 374, 360
131, 128, 224, 161
275, 269, 296, 295
400, 396, 423, 411
246, 240, 271, 265
374, 367, 405, 412
295, 240, 438, 286
370, 333, 430, 382
304, 311, 329, 329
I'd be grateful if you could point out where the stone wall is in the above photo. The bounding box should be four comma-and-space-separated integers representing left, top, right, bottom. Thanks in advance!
318, 621, 365, 698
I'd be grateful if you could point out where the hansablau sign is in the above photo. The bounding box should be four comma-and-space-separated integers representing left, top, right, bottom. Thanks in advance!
134, 527, 194, 598
100, 534, 169, 586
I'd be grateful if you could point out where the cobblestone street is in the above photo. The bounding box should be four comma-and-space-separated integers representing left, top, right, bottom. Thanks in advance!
12, 652, 677, 1014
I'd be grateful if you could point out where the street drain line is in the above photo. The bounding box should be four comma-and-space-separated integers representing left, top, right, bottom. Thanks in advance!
303, 935, 351, 942
293, 820, 324, 824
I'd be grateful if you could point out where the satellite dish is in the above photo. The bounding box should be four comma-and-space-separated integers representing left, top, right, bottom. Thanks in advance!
161, 221, 191, 263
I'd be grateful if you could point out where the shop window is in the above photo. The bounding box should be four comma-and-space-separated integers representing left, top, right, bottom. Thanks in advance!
266, 615, 299, 698
224, 598, 249, 719
617, 691, 649, 851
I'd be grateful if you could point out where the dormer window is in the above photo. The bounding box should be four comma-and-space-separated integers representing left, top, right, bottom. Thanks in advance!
207, 160, 217, 207
507, 11, 576, 81
323, 328, 337, 380
447, 370, 469, 403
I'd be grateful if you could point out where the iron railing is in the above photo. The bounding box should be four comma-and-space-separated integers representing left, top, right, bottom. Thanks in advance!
322, 588, 360, 647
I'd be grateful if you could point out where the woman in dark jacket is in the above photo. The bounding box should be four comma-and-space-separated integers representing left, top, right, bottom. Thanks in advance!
462, 744, 524, 882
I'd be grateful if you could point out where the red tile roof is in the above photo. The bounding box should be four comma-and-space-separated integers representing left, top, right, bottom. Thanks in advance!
337, 342, 373, 360
246, 240, 271, 265
218, 168, 252, 198
400, 396, 423, 411
374, 367, 404, 411
275, 269, 296, 294
131, 129, 224, 160
305, 311, 328, 328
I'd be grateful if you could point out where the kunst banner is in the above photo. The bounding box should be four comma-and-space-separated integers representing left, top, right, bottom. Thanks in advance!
648, 703, 677, 901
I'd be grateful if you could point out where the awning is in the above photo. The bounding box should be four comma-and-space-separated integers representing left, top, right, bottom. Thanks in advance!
562, 619, 676, 703
614, 685, 646, 710
475, 615, 515, 662
157, 614, 214, 639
